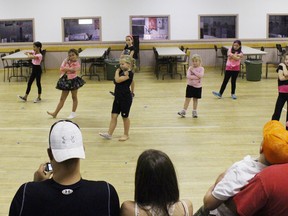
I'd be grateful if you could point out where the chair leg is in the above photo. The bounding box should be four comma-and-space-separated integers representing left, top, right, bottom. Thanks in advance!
266, 63, 268, 79
42, 61, 46, 73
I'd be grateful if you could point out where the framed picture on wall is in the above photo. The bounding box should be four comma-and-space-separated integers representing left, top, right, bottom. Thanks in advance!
0, 19, 34, 43
62, 17, 101, 42
268, 14, 288, 38
199, 15, 238, 39
130, 15, 170, 40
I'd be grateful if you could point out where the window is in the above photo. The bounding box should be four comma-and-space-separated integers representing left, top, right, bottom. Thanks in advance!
0, 19, 34, 43
130, 16, 169, 40
199, 15, 237, 39
62, 17, 101, 42
268, 14, 288, 38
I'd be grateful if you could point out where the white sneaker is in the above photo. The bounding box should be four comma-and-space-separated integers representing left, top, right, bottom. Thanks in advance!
231, 94, 237, 100
192, 110, 198, 118
177, 110, 186, 117
99, 132, 112, 140
33, 98, 41, 103
67, 112, 76, 119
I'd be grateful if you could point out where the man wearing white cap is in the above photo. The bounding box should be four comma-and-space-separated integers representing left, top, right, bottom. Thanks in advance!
9, 120, 120, 216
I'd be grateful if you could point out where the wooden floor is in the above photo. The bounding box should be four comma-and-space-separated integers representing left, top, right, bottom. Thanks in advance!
0, 66, 282, 215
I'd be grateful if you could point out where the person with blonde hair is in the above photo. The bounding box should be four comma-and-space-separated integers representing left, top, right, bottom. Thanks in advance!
178, 54, 204, 118
100, 55, 135, 141
110, 35, 137, 96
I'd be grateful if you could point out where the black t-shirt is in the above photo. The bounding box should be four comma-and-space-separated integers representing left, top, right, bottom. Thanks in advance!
123, 45, 137, 59
114, 70, 134, 99
9, 179, 120, 216
276, 65, 288, 86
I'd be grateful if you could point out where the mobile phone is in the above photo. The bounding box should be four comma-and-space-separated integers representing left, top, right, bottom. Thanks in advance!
45, 162, 53, 172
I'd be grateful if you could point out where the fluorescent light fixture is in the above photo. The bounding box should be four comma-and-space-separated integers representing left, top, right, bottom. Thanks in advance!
78, 19, 93, 25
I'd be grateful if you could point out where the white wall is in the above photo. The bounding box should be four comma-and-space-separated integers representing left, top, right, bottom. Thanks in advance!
1, 0, 287, 42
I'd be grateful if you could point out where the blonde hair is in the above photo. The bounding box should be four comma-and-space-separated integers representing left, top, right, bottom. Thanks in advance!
191, 54, 202, 63
120, 55, 136, 71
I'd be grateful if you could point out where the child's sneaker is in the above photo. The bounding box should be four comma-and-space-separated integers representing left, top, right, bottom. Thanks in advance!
177, 110, 186, 117
212, 91, 222, 99
192, 110, 198, 118
99, 132, 112, 140
33, 98, 41, 103
231, 94, 237, 100
18, 95, 27, 102
67, 112, 76, 119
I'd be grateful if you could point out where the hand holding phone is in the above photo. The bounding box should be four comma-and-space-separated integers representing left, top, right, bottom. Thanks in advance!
44, 162, 53, 172
34, 163, 53, 182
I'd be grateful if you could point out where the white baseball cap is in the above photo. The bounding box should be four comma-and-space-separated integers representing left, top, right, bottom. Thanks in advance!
49, 120, 85, 162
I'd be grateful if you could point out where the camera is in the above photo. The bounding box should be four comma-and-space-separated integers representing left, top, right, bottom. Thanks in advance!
45, 162, 53, 172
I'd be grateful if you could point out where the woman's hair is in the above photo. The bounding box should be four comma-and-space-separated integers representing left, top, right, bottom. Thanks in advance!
120, 55, 136, 71
231, 40, 242, 54
33, 41, 42, 53
68, 48, 79, 56
134, 149, 179, 215
191, 54, 202, 63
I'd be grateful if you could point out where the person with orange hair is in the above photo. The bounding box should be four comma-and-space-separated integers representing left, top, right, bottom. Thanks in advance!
194, 120, 288, 216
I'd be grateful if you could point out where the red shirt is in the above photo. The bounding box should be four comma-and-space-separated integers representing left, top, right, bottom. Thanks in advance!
233, 163, 288, 216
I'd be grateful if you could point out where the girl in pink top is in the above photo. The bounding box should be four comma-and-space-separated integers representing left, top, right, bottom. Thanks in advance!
178, 54, 204, 118
272, 53, 288, 130
18, 41, 43, 103
212, 40, 243, 100
47, 49, 85, 119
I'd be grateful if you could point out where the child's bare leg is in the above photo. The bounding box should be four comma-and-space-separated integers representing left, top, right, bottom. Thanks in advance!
183, 98, 192, 110
108, 113, 119, 135
71, 90, 78, 112
47, 91, 69, 118
119, 117, 130, 141
193, 98, 198, 110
